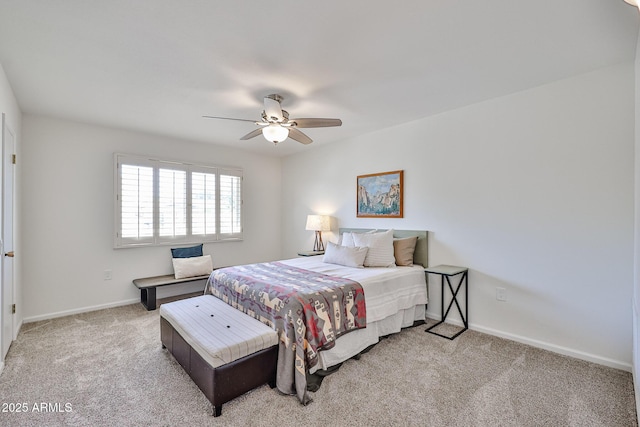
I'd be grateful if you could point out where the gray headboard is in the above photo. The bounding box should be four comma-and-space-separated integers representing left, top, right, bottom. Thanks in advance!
338, 228, 428, 268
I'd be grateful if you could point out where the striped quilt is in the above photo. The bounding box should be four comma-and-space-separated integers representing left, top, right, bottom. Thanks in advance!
204, 261, 366, 405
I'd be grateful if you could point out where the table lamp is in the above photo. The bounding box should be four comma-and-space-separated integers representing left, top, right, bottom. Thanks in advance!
305, 215, 331, 252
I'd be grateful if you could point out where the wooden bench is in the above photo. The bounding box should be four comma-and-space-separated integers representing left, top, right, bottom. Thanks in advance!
160, 295, 278, 417
133, 274, 210, 311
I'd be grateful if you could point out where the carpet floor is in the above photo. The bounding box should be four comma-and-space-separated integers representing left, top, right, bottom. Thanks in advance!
0, 298, 636, 427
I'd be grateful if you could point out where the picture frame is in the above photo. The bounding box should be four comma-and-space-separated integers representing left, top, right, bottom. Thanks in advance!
356, 170, 403, 218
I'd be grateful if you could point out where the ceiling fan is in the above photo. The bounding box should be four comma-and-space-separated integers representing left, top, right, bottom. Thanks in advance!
203, 94, 342, 145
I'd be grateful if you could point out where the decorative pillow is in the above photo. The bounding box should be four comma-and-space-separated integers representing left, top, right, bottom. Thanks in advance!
323, 242, 368, 268
171, 244, 203, 258
352, 229, 396, 268
172, 255, 213, 279
393, 236, 418, 266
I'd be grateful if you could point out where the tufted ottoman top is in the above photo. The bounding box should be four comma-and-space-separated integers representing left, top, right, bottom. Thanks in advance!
160, 295, 278, 368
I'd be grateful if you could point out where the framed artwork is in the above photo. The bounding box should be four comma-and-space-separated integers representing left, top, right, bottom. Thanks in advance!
356, 170, 403, 218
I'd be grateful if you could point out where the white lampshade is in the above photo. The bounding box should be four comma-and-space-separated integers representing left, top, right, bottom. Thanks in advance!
262, 124, 289, 143
624, 0, 639, 8
305, 215, 331, 231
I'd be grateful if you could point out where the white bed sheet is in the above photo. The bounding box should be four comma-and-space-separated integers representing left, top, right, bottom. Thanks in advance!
280, 256, 428, 372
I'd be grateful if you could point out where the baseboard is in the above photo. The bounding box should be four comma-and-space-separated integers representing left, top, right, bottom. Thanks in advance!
632, 303, 639, 416
14, 318, 22, 341
20, 302, 634, 372
23, 298, 139, 323
426, 312, 632, 372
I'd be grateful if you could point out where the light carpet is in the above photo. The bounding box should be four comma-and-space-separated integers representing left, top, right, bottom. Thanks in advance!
0, 299, 636, 427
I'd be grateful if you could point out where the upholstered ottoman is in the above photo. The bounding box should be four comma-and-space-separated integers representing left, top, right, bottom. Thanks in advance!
160, 295, 278, 416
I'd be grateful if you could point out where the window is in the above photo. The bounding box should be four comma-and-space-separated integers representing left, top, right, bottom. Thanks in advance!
114, 154, 242, 248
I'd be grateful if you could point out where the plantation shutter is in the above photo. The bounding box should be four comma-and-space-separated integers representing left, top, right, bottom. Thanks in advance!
117, 159, 154, 246
191, 167, 217, 237
219, 169, 242, 239
114, 154, 243, 248
158, 164, 187, 242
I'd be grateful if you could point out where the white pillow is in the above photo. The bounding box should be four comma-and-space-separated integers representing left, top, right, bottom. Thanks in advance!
323, 242, 368, 268
352, 229, 396, 267
340, 229, 377, 247
340, 232, 355, 247
172, 255, 214, 279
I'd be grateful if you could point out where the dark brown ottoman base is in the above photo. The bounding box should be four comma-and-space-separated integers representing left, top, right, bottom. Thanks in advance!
161, 317, 278, 416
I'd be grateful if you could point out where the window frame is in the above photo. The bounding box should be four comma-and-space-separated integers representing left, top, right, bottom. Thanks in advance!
114, 153, 243, 249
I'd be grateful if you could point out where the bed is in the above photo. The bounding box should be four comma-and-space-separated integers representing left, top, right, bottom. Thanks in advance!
203, 228, 428, 405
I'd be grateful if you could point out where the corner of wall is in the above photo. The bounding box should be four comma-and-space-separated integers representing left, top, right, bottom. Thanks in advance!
632, 22, 640, 419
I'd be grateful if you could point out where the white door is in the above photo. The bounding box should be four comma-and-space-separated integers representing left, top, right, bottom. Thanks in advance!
1, 113, 14, 360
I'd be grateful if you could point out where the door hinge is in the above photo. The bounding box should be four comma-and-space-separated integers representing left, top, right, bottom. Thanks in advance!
12, 154, 16, 164
11, 304, 15, 314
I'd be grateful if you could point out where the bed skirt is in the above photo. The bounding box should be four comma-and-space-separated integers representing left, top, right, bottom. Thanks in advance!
311, 304, 425, 373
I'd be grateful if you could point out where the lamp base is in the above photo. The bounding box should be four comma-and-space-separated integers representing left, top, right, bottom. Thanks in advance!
313, 231, 325, 252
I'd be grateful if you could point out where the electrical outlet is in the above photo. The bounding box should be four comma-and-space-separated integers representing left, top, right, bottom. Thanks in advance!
103, 269, 112, 280
496, 287, 507, 302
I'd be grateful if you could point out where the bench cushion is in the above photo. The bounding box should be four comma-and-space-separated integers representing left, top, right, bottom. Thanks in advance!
159, 295, 278, 368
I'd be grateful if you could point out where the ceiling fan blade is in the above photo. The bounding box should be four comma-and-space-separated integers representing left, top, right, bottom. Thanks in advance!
288, 128, 313, 145
203, 115, 258, 124
264, 96, 284, 122
240, 128, 264, 140
290, 118, 342, 128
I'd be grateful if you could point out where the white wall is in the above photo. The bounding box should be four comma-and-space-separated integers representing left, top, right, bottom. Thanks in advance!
20, 115, 282, 320
282, 63, 635, 369
0, 63, 22, 364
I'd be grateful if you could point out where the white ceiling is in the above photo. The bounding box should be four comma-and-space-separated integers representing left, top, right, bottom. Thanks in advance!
0, 1, 638, 157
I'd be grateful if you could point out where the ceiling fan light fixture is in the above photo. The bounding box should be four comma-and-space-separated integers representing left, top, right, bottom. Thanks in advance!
263, 124, 289, 143
203, 93, 341, 145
